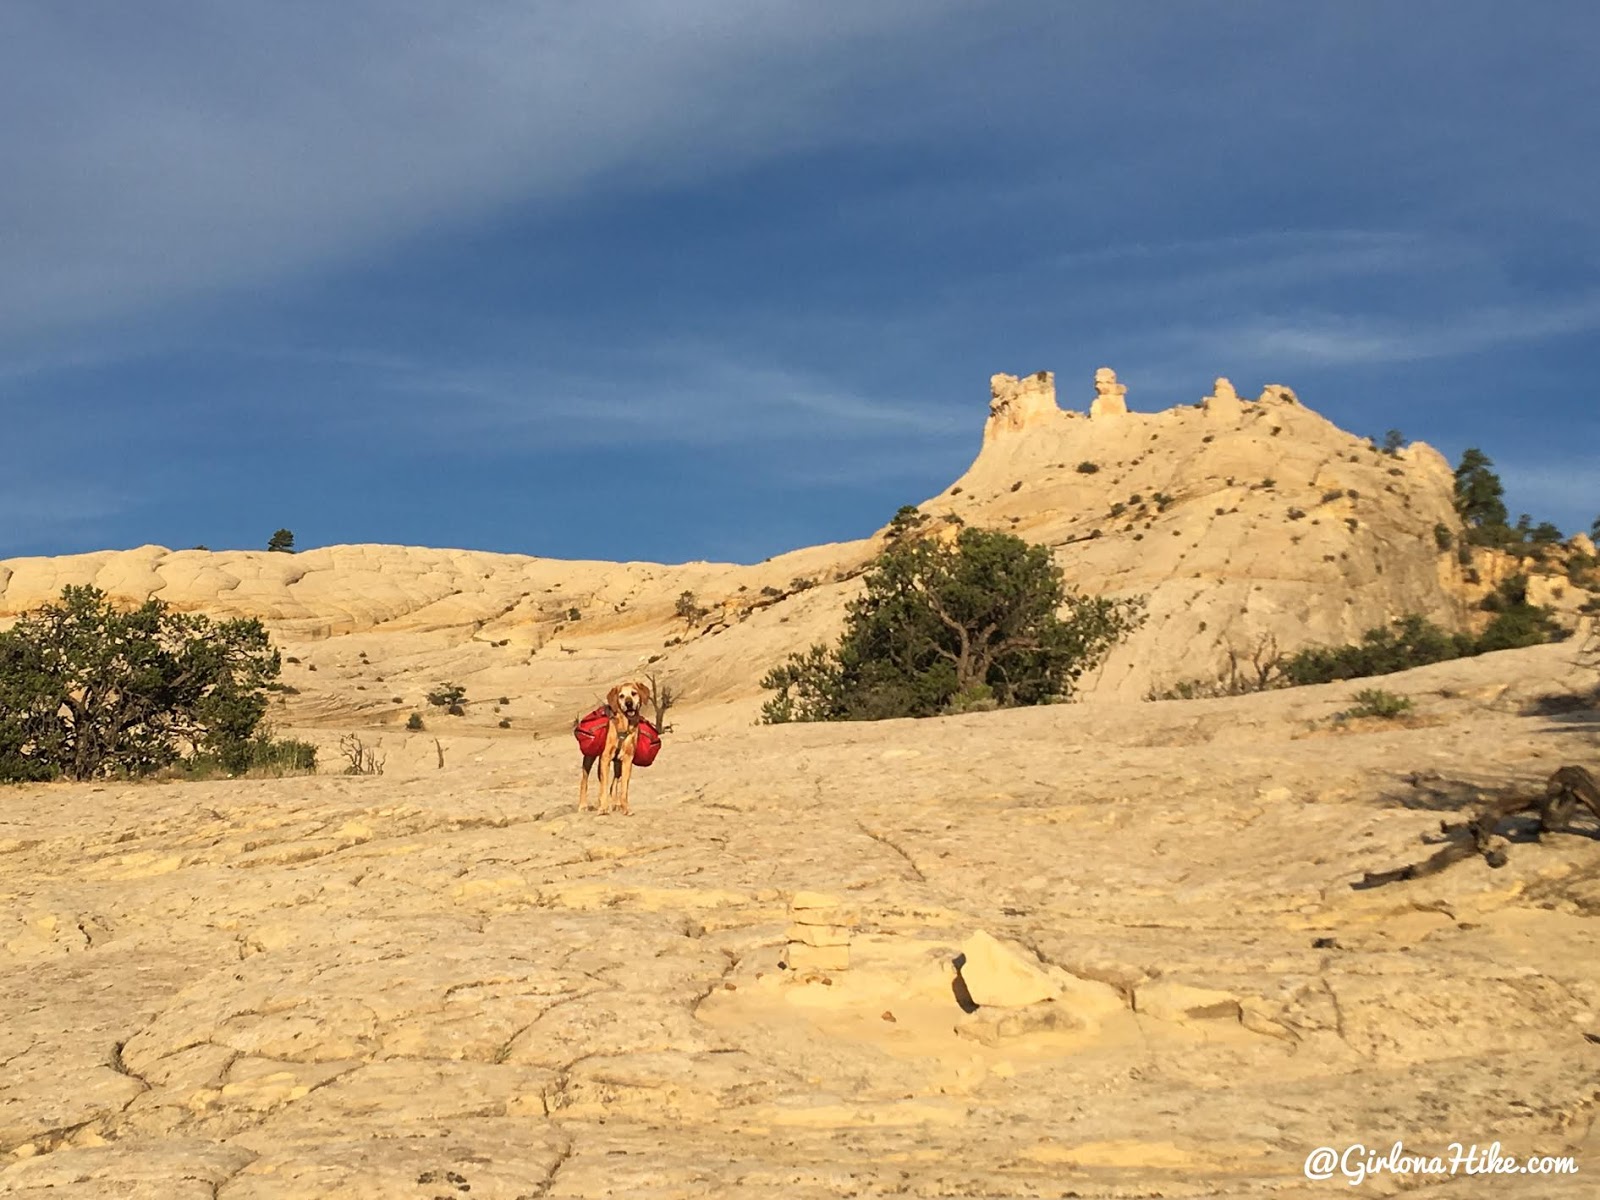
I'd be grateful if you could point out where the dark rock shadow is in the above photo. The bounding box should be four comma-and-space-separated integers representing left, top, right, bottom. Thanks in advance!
950, 953, 979, 1014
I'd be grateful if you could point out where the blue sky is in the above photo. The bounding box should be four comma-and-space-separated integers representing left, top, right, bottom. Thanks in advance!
3, 1, 1596, 563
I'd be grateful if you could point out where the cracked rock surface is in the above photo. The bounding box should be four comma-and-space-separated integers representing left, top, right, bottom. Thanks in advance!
3, 640, 1599, 1196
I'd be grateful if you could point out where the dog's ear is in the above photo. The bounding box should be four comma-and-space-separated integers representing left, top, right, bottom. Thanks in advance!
606, 686, 622, 713
633, 680, 652, 706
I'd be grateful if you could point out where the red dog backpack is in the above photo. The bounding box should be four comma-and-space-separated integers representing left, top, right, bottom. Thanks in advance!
633, 719, 661, 767
573, 707, 610, 757
573, 707, 662, 767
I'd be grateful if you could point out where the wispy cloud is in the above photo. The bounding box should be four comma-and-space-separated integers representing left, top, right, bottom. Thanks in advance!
0, 1, 966, 342
205, 341, 968, 450
1496, 460, 1600, 526
0, 482, 130, 553
1174, 296, 1600, 369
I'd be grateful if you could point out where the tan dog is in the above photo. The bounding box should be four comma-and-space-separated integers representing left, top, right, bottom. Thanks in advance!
577, 680, 652, 816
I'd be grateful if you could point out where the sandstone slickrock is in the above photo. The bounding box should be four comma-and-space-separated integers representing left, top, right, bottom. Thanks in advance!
1134, 981, 1243, 1023
3, 368, 1599, 1196
1, 639, 1598, 1195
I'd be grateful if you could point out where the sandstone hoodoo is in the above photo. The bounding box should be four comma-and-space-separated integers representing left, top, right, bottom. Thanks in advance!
1088, 366, 1128, 418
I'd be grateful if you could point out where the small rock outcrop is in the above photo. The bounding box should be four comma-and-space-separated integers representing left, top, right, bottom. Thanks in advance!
954, 930, 1058, 1007
1088, 367, 1128, 417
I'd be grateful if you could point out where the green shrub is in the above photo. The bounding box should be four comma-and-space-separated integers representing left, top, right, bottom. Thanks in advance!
886, 505, 928, 539
760, 527, 1144, 723
675, 591, 709, 624
181, 731, 317, 779
267, 529, 295, 553
0, 586, 283, 782
1475, 574, 1563, 651
1076, 461, 1100, 474
427, 683, 466, 708
1281, 614, 1474, 686
1433, 523, 1455, 551
1281, 580, 1561, 690
406, 713, 425, 731
1344, 688, 1413, 720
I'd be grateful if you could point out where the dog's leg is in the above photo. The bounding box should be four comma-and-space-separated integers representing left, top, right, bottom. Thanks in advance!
579, 754, 598, 811
617, 735, 636, 816
598, 721, 621, 815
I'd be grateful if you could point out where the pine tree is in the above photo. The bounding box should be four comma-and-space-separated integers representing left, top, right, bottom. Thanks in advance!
1453, 449, 1508, 531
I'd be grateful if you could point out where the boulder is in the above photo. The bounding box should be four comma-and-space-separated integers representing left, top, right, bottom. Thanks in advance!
956, 931, 1060, 1008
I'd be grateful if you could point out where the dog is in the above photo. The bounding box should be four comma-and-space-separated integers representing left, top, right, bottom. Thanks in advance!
577, 680, 652, 816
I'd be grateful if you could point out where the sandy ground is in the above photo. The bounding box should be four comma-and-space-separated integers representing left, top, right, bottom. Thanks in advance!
3, 636, 1598, 1198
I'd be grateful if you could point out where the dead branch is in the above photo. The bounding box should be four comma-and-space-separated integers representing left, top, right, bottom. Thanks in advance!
1355, 765, 1598, 889
644, 671, 677, 731
339, 734, 385, 776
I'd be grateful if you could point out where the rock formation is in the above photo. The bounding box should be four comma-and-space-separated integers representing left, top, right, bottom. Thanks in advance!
1201, 376, 1244, 417
1088, 366, 1128, 417
781, 891, 853, 974
984, 370, 1062, 441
